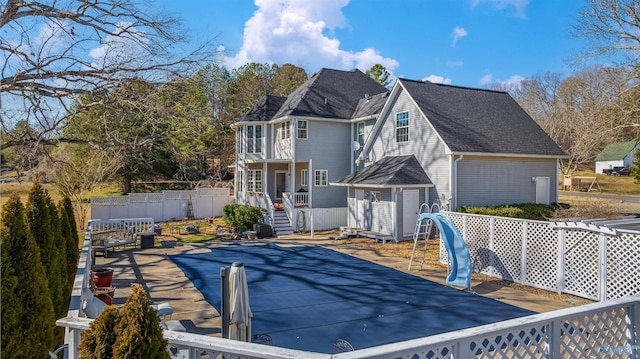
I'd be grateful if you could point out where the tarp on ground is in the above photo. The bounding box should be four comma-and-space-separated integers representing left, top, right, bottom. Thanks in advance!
170, 244, 533, 353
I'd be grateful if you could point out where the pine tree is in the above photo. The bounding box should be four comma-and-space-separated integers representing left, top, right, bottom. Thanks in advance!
59, 198, 79, 290
1, 193, 57, 358
113, 284, 170, 359
78, 306, 120, 359
62, 196, 80, 274
47, 196, 68, 324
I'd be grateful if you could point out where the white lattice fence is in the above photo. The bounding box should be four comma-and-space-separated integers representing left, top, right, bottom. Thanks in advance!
524, 222, 559, 292
563, 230, 600, 300
607, 233, 640, 299
441, 212, 640, 301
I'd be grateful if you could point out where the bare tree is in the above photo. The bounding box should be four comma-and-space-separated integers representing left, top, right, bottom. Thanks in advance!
572, 0, 640, 73
1, 0, 217, 151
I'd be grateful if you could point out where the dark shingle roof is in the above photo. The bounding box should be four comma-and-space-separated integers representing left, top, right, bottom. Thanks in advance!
272, 68, 388, 120
237, 95, 287, 122
400, 79, 566, 156
595, 141, 639, 161
334, 155, 432, 186
352, 92, 389, 119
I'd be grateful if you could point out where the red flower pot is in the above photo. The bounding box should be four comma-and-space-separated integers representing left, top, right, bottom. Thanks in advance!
94, 286, 115, 305
93, 267, 114, 288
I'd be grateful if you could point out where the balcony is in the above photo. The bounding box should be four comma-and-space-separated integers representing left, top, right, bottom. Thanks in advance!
56, 218, 640, 358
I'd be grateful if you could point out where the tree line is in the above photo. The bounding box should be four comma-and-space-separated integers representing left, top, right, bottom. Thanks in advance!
1, 176, 80, 358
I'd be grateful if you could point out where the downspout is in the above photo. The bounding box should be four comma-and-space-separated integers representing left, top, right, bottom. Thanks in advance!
350, 123, 354, 173
452, 154, 464, 211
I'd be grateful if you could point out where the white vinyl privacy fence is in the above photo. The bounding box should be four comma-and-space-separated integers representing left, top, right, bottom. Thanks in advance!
91, 188, 232, 222
442, 211, 640, 302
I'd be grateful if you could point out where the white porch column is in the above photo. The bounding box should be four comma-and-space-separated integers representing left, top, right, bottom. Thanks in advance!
308, 158, 312, 208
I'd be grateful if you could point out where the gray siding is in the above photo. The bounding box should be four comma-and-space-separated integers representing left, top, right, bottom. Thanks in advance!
456, 156, 558, 208
297, 120, 352, 208
369, 88, 451, 204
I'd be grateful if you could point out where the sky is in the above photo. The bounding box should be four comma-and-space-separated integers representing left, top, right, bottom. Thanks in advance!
155, 0, 589, 88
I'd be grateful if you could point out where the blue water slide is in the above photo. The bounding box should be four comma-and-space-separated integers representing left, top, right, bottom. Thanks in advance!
417, 212, 472, 289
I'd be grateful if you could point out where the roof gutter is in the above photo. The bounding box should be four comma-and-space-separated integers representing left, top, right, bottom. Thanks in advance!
448, 151, 569, 159
329, 182, 434, 189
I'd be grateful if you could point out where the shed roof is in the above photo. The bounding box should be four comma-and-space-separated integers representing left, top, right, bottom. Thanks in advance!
399, 79, 567, 157
595, 141, 639, 162
333, 155, 432, 187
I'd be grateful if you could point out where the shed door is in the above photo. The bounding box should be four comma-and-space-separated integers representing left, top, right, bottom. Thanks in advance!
535, 177, 550, 204
403, 189, 419, 237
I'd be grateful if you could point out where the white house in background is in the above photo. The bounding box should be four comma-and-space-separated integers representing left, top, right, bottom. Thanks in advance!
333, 79, 567, 241
595, 141, 639, 174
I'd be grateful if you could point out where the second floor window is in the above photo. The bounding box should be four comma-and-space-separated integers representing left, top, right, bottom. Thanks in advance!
315, 169, 328, 186
301, 169, 308, 187
297, 120, 308, 139
357, 122, 365, 146
281, 121, 290, 139
247, 125, 263, 153
396, 112, 409, 143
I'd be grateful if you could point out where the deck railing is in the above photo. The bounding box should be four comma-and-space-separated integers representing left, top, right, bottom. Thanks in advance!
57, 219, 640, 359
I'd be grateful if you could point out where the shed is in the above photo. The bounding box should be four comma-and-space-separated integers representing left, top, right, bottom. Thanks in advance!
595, 141, 639, 174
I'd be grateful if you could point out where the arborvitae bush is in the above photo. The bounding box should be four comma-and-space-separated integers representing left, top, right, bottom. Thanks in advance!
222, 204, 263, 233
62, 196, 80, 281
112, 284, 170, 359
47, 195, 68, 325
77, 285, 169, 359
78, 305, 120, 359
58, 198, 76, 306
1, 193, 57, 358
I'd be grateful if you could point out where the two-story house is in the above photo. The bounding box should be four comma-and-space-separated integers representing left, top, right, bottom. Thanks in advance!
232, 68, 388, 234
332, 78, 567, 241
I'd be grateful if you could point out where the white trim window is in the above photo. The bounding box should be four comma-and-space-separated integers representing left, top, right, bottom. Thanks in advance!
247, 169, 262, 192
315, 169, 328, 186
297, 120, 308, 139
301, 169, 308, 187
370, 191, 381, 203
247, 125, 263, 153
357, 122, 365, 146
281, 121, 290, 140
396, 111, 409, 143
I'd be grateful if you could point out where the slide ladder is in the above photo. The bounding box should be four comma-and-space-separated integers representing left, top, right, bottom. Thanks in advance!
408, 203, 438, 271
409, 211, 472, 289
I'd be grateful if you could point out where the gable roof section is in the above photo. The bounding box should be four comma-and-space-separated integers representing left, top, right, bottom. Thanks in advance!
237, 95, 287, 123
595, 141, 639, 161
399, 79, 566, 156
333, 155, 432, 187
352, 92, 390, 119
272, 68, 389, 120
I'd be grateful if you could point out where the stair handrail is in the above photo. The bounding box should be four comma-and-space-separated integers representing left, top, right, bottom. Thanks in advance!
262, 192, 275, 227
281, 193, 294, 226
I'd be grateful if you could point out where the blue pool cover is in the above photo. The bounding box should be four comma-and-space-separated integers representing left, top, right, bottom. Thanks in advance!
170, 244, 533, 353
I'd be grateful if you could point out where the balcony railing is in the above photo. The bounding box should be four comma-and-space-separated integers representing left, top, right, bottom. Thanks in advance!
56, 219, 640, 358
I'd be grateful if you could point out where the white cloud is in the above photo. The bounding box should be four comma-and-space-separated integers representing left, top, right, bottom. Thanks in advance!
446, 60, 464, 68
89, 22, 149, 68
423, 75, 452, 85
452, 26, 467, 46
471, 0, 530, 18
478, 73, 524, 89
224, 0, 399, 75
479, 73, 493, 85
